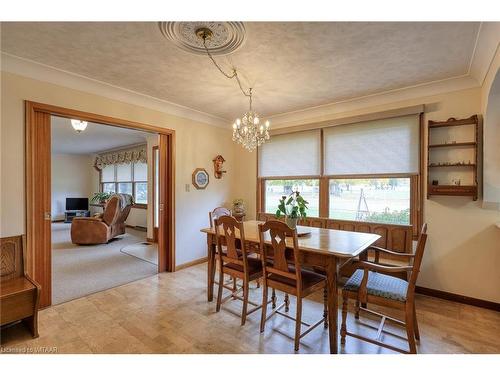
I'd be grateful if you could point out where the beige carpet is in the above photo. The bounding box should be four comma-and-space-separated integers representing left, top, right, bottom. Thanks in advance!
52, 223, 158, 305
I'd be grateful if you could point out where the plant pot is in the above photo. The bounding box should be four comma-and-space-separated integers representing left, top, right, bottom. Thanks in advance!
285, 217, 298, 230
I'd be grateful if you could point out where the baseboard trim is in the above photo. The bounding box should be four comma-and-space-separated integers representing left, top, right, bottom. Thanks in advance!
415, 286, 500, 312
175, 257, 208, 271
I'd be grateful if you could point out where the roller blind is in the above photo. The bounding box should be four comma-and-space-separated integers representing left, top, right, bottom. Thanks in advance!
101, 165, 115, 182
324, 115, 420, 175
258, 130, 321, 177
116, 164, 132, 182
133, 162, 148, 181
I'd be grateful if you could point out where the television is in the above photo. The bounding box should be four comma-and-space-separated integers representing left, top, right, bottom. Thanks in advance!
66, 198, 89, 211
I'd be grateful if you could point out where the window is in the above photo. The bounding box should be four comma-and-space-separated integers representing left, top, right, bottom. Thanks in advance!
264, 179, 320, 217
100, 161, 148, 205
329, 178, 410, 225
257, 113, 422, 234
259, 130, 321, 216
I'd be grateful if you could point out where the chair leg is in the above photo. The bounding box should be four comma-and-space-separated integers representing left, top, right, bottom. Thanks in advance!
241, 280, 249, 326
294, 297, 303, 351
260, 286, 268, 333
323, 287, 328, 328
232, 277, 237, 299
405, 304, 417, 354
413, 303, 420, 341
216, 269, 224, 312
355, 298, 360, 319
341, 291, 348, 345
271, 288, 277, 309
284, 293, 290, 312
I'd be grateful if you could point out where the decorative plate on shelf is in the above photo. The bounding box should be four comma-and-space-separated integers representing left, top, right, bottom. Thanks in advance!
192, 168, 209, 190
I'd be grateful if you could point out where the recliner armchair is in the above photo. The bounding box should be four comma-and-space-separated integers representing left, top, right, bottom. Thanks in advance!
71, 194, 133, 245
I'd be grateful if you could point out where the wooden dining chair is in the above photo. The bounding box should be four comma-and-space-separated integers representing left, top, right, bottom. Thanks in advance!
340, 223, 428, 354
209, 207, 231, 228
209, 207, 241, 292
214, 215, 264, 325
258, 220, 328, 352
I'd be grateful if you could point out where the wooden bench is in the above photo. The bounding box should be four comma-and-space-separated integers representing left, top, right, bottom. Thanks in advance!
1, 236, 40, 337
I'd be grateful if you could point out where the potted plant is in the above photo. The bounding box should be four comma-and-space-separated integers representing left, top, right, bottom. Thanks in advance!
91, 192, 112, 205
275, 191, 308, 229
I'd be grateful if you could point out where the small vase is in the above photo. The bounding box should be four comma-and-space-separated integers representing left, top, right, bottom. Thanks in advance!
285, 217, 298, 230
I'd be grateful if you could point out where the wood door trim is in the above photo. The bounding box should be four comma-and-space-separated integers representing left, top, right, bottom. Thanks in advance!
26, 101, 175, 135
25, 107, 52, 306
25, 101, 176, 308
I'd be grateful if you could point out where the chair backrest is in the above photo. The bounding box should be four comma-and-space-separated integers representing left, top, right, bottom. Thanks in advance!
1, 236, 24, 281
214, 215, 250, 272
407, 223, 428, 296
103, 194, 133, 226
209, 207, 231, 228
258, 220, 302, 289
102, 195, 121, 225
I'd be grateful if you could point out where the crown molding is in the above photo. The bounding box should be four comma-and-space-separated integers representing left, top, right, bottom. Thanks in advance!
0, 52, 228, 128
269, 75, 480, 128
469, 22, 500, 86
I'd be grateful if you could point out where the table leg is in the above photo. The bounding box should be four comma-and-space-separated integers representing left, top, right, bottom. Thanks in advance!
326, 257, 339, 354
207, 236, 216, 302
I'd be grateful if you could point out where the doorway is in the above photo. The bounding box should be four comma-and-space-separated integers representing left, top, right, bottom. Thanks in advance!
25, 101, 175, 308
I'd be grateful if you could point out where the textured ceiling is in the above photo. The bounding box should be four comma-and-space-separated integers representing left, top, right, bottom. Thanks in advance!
2, 22, 480, 120
51, 116, 150, 154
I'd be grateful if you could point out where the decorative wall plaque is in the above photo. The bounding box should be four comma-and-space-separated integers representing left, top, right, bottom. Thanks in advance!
192, 168, 209, 190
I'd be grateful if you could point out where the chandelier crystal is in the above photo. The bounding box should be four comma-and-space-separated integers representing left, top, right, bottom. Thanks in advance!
71, 119, 88, 133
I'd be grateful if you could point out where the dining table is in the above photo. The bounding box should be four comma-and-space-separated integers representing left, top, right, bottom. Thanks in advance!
200, 220, 380, 354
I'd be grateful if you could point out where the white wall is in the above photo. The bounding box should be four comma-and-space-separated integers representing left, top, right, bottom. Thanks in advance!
0, 71, 237, 267
51, 153, 94, 220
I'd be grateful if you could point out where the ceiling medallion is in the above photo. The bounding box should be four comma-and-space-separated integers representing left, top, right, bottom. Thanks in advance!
158, 22, 246, 56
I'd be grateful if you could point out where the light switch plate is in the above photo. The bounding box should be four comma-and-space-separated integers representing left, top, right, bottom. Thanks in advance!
185, 184, 190, 192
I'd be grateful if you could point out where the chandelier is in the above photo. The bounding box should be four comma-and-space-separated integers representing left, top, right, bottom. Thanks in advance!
71, 119, 88, 133
198, 27, 271, 151
232, 88, 270, 151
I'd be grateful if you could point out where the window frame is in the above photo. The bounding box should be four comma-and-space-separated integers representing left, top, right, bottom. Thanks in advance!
257, 114, 424, 238
99, 162, 148, 209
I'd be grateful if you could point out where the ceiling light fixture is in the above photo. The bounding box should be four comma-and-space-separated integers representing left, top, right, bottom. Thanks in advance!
71, 119, 88, 133
197, 27, 270, 151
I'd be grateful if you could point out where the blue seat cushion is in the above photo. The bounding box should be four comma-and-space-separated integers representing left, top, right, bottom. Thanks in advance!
343, 269, 408, 302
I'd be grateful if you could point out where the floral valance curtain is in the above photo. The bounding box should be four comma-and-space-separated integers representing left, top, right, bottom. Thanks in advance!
94, 145, 147, 170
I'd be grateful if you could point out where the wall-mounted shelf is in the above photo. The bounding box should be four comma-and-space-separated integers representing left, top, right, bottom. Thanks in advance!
428, 184, 477, 197
427, 115, 479, 200
428, 142, 476, 148
428, 163, 476, 168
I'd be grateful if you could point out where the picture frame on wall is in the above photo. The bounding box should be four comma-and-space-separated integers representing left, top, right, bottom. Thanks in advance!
192, 168, 209, 190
